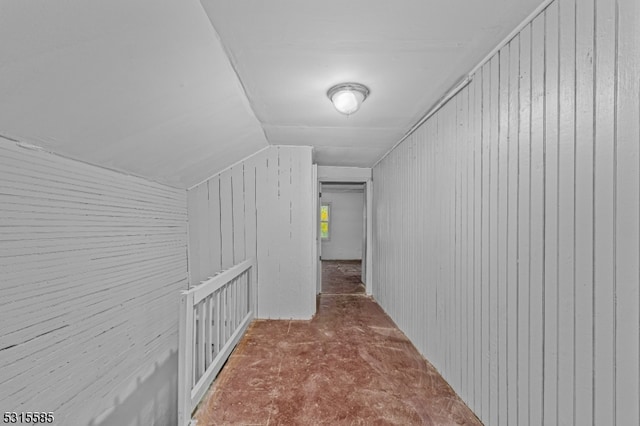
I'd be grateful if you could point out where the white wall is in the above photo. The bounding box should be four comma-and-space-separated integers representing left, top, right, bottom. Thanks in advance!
187, 146, 315, 319
372, 0, 640, 425
321, 189, 364, 260
317, 166, 371, 182
0, 136, 188, 425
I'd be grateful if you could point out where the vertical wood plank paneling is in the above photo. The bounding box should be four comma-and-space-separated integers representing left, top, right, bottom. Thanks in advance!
187, 188, 201, 286
208, 176, 223, 274
244, 161, 258, 313
454, 96, 462, 392
543, 4, 560, 424
278, 148, 292, 315
615, 1, 640, 425
488, 52, 500, 426
443, 101, 453, 380
481, 62, 491, 422
293, 146, 314, 319
529, 14, 546, 426
263, 147, 280, 315
445, 106, 453, 374
0, 137, 187, 425
402, 137, 407, 325
497, 45, 510, 426
414, 124, 424, 358
197, 181, 211, 281
372, 1, 639, 425
464, 82, 474, 408
410, 134, 418, 349
255, 151, 270, 318
428, 118, 439, 367
452, 96, 458, 390
517, 23, 533, 426
506, 33, 521, 426
557, 2, 577, 424
593, 0, 617, 424
574, 1, 596, 424
441, 105, 449, 379
458, 87, 469, 402
472, 74, 483, 414
232, 166, 246, 264
187, 146, 314, 320
219, 170, 234, 270
291, 148, 306, 316
432, 114, 440, 369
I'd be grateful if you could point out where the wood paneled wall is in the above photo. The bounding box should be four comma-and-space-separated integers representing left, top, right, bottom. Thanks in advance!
0, 137, 188, 425
187, 146, 315, 319
372, 0, 639, 424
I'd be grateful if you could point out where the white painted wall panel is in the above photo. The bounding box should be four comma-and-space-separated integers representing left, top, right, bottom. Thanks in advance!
188, 146, 314, 319
0, 136, 188, 425
372, 0, 640, 424
321, 190, 364, 260
317, 166, 372, 182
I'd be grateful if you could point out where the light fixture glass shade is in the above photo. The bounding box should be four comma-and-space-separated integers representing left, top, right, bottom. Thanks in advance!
327, 83, 369, 115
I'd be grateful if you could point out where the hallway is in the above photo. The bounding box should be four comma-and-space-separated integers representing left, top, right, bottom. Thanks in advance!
194, 261, 480, 425
321, 260, 365, 294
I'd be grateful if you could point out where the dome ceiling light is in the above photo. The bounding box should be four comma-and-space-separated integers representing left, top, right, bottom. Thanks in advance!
327, 82, 370, 115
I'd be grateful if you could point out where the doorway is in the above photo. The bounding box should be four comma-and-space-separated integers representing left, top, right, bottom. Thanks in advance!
315, 178, 372, 298
321, 183, 364, 259
319, 182, 366, 295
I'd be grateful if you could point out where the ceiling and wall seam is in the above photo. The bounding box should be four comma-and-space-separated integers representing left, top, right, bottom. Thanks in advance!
373, 0, 556, 168
188, 145, 270, 190
0, 133, 184, 190
188, 144, 318, 190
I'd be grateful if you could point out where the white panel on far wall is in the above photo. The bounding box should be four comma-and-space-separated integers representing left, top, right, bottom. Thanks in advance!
321, 187, 364, 260
372, 0, 640, 425
317, 166, 371, 182
187, 145, 315, 320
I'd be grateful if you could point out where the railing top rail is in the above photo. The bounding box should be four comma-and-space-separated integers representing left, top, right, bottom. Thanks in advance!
183, 258, 255, 305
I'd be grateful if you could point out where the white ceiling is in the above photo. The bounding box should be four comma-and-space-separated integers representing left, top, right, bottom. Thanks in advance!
201, 0, 543, 167
0, 0, 543, 188
0, 0, 268, 188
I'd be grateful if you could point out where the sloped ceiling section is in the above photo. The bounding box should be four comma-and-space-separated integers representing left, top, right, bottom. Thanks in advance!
0, 0, 269, 188
201, 0, 543, 168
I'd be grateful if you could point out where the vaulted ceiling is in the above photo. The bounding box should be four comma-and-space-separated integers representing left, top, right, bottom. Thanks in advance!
0, 0, 542, 188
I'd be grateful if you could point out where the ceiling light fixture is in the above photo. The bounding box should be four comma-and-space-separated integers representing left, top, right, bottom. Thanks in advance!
327, 82, 370, 115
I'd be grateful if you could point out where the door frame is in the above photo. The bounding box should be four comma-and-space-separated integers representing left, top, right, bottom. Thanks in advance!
314, 166, 373, 296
